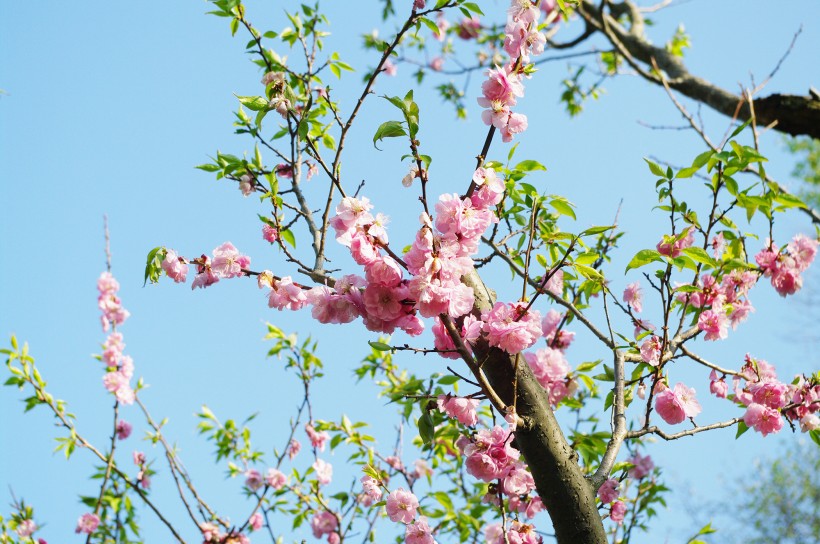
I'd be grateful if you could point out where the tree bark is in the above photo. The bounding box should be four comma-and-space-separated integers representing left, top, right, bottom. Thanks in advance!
463, 270, 608, 544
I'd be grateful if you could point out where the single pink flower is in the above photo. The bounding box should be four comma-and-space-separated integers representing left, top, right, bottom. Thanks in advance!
405, 516, 435, 544
627, 453, 653, 479
265, 468, 287, 489
75, 513, 99, 535
623, 282, 643, 313
248, 512, 263, 531
610, 500, 627, 524
436, 394, 480, 426
743, 403, 783, 436
598, 478, 619, 504
385, 488, 419, 523
116, 420, 132, 440
313, 459, 333, 486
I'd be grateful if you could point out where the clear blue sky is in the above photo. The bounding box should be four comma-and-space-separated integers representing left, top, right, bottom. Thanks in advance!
2, 1, 819, 543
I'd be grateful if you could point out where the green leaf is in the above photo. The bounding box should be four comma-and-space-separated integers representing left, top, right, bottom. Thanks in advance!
368, 341, 392, 352
462, 2, 484, 15
513, 160, 547, 172
236, 95, 269, 111
437, 375, 459, 385
580, 225, 615, 236
196, 163, 221, 172
372, 120, 406, 149
418, 410, 435, 444
625, 249, 663, 272
644, 158, 667, 178
735, 420, 749, 439
682, 247, 716, 268
576, 360, 601, 372
550, 198, 576, 219
280, 229, 296, 248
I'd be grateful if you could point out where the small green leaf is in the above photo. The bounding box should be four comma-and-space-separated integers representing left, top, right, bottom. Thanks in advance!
550, 198, 576, 219
513, 160, 547, 173
236, 95, 269, 111
368, 341, 392, 352
644, 158, 667, 178
280, 229, 296, 248
418, 410, 435, 444
372, 120, 406, 149
735, 420, 749, 439
625, 249, 663, 272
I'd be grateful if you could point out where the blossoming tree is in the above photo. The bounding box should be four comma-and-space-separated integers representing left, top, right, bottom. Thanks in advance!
4, 1, 820, 543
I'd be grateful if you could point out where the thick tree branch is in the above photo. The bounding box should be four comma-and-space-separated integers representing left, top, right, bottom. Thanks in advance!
577, 0, 820, 138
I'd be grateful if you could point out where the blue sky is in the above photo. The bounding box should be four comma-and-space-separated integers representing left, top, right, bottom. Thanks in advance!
1, 1, 819, 543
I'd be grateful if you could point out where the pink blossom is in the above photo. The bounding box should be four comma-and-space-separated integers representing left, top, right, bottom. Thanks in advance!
17, 519, 37, 538
191, 258, 220, 290
610, 500, 627, 524
457, 17, 481, 39
103, 371, 134, 405
248, 512, 263, 531
162, 250, 188, 283
363, 283, 409, 322
200, 522, 223, 542
482, 302, 542, 355
598, 478, 619, 504
386, 488, 419, 523
709, 370, 728, 399
265, 468, 287, 489
544, 269, 563, 295
500, 111, 528, 142
75, 513, 99, 535
245, 469, 263, 491
133, 450, 146, 466
287, 439, 301, 459
710, 233, 726, 258
268, 276, 308, 311
310, 511, 338, 538
655, 383, 701, 425
313, 459, 333, 486
524, 348, 570, 390
328, 533, 340, 544
413, 0, 426, 10
436, 394, 480, 426
116, 420, 132, 440
656, 226, 694, 258
383, 59, 397, 76
210, 242, 250, 279
361, 475, 383, 502
238, 174, 254, 196
429, 57, 444, 71
433, 12, 449, 41
501, 462, 535, 496
623, 282, 643, 313
627, 453, 653, 479
698, 308, 728, 341
405, 516, 435, 544
633, 318, 656, 338
749, 381, 788, 409
462, 425, 520, 482
639, 336, 661, 366
275, 163, 293, 178
262, 224, 279, 243
306, 423, 330, 451
743, 403, 783, 436
507, 0, 541, 24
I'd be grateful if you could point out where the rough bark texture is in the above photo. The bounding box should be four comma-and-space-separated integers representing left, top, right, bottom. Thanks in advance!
579, 0, 820, 140
463, 270, 607, 544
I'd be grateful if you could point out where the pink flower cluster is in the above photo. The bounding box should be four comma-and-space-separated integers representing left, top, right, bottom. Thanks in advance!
755, 234, 818, 297
310, 511, 339, 542
731, 355, 820, 436
200, 522, 250, 544
97, 275, 136, 405
681, 270, 757, 342
436, 394, 480, 426
386, 487, 420, 523
15, 519, 37, 539
485, 520, 542, 544
476, 0, 549, 142
98, 272, 130, 332
75, 513, 100, 535
524, 348, 571, 405
656, 226, 694, 258
654, 382, 702, 425
306, 422, 330, 451
458, 426, 531, 503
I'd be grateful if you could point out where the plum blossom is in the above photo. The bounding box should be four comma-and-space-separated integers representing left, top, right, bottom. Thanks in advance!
116, 420, 132, 440
639, 336, 661, 366
306, 423, 330, 451
262, 224, 279, 243
360, 475, 382, 503
385, 488, 419, 523
655, 383, 701, 425
405, 516, 435, 544
17, 519, 37, 538
313, 459, 333, 486
628, 453, 654, 479
248, 512, 263, 531
709, 370, 728, 398
310, 511, 338, 538
623, 282, 643, 312
210, 242, 250, 279
268, 276, 308, 311
743, 403, 783, 436
75, 513, 99, 535
698, 308, 729, 341
436, 394, 480, 426
265, 468, 287, 489
656, 226, 695, 258
162, 249, 188, 283
461, 425, 520, 482
598, 478, 619, 504
245, 469, 263, 491
481, 302, 542, 355
610, 501, 627, 524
